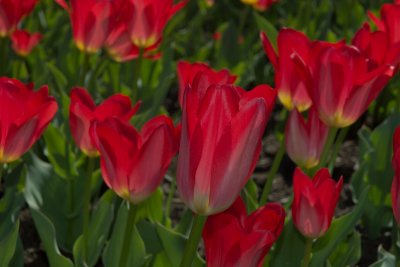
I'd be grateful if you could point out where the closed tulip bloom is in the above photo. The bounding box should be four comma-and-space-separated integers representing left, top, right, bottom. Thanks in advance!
285, 109, 328, 169
203, 197, 285, 267
91, 116, 179, 204
296, 44, 394, 128
69, 88, 140, 157
261, 29, 312, 111
0, 0, 38, 37
0, 78, 58, 163
292, 168, 343, 239
177, 77, 276, 215
391, 127, 400, 225
55, 0, 121, 53
240, 0, 277, 11
11, 30, 42, 57
123, 0, 187, 49
177, 61, 237, 107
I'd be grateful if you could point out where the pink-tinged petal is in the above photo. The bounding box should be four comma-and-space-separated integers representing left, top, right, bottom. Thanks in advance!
260, 31, 278, 69
208, 98, 268, 214
95, 94, 139, 121
393, 127, 400, 153
239, 84, 276, 117
128, 118, 176, 204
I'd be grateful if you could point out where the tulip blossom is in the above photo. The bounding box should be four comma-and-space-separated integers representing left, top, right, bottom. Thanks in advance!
292, 168, 343, 239
122, 0, 187, 49
240, 0, 277, 11
10, 30, 42, 57
177, 61, 237, 107
177, 74, 276, 215
261, 29, 312, 111
0, 0, 38, 37
91, 116, 179, 204
391, 127, 400, 225
55, 0, 122, 53
69, 88, 140, 157
203, 197, 285, 267
294, 44, 394, 128
0, 78, 58, 163
285, 109, 328, 169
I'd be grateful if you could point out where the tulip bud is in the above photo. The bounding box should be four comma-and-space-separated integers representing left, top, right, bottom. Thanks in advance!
391, 127, 400, 225
261, 29, 312, 112
0, 78, 58, 163
177, 71, 276, 215
177, 61, 237, 107
285, 109, 329, 169
11, 30, 42, 57
0, 0, 38, 37
292, 168, 343, 239
241, 0, 277, 11
91, 116, 179, 204
69, 88, 140, 157
203, 197, 285, 267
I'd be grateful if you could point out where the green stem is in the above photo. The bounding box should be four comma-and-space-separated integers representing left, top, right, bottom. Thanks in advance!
179, 214, 207, 267
301, 238, 313, 267
119, 203, 137, 267
0, 37, 7, 75
80, 52, 91, 86
328, 127, 349, 172
259, 139, 285, 205
82, 156, 95, 262
132, 49, 144, 103
238, 6, 251, 35
164, 176, 176, 225
311, 127, 338, 176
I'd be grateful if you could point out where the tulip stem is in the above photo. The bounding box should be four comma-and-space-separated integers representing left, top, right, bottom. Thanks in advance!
301, 238, 313, 267
80, 52, 90, 86
119, 202, 137, 267
312, 127, 338, 175
132, 49, 144, 103
82, 156, 95, 262
164, 176, 176, 225
179, 214, 207, 267
328, 127, 349, 172
259, 138, 285, 205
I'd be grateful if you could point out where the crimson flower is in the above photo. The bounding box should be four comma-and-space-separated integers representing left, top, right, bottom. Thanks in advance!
0, 0, 38, 37
0, 78, 58, 163
391, 127, 400, 225
285, 108, 328, 169
177, 71, 276, 215
69, 87, 140, 157
11, 29, 42, 57
203, 197, 285, 267
292, 168, 343, 239
177, 61, 237, 107
91, 116, 179, 204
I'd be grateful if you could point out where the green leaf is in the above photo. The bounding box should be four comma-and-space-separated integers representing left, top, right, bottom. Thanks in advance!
73, 190, 115, 267
369, 246, 396, 267
30, 209, 74, 267
136, 188, 164, 223
102, 202, 146, 267
253, 11, 278, 51
327, 231, 361, 267
0, 220, 20, 267
310, 187, 369, 267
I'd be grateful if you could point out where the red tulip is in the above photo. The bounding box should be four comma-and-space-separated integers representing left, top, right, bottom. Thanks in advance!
241, 0, 277, 11
285, 109, 328, 169
0, 0, 38, 37
177, 74, 276, 215
352, 23, 400, 69
55, 0, 122, 53
261, 29, 312, 111
391, 127, 400, 225
69, 88, 140, 157
368, 3, 400, 48
295, 44, 394, 128
11, 30, 42, 56
292, 168, 343, 239
203, 197, 285, 267
122, 0, 187, 49
177, 61, 237, 107
0, 77, 58, 163
90, 116, 179, 203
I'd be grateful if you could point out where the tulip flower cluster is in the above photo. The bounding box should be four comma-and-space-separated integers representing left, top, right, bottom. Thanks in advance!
3, 1, 400, 267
